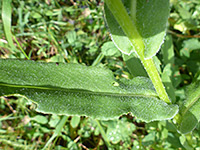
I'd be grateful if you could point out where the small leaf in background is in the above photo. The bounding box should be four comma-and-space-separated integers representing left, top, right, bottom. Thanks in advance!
182, 38, 200, 52
162, 64, 176, 103
142, 131, 156, 147
101, 41, 121, 57
172, 67, 182, 88
177, 5, 191, 20
78, 118, 96, 138
161, 35, 174, 65
175, 80, 200, 134
184, 42, 200, 76
66, 30, 77, 44
187, 59, 200, 77
146, 120, 184, 148
48, 114, 61, 128
180, 38, 200, 59
70, 116, 81, 128
153, 56, 162, 74
160, 34, 176, 102
101, 118, 136, 144
171, 1, 199, 33
49, 54, 65, 63
122, 53, 148, 77
31, 115, 48, 124
179, 135, 193, 150
167, 132, 183, 149
31, 12, 42, 19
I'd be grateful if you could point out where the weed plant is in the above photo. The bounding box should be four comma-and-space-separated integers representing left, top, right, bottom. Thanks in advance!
0, 0, 200, 149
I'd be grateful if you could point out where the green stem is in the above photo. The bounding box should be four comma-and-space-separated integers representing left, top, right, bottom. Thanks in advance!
105, 0, 171, 104
92, 52, 104, 66
42, 116, 68, 150
13, 36, 30, 60
95, 120, 112, 149
141, 58, 170, 103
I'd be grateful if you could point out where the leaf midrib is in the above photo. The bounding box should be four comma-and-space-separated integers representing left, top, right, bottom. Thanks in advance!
0, 83, 158, 98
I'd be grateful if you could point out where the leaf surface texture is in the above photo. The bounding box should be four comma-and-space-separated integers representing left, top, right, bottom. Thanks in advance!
0, 59, 178, 122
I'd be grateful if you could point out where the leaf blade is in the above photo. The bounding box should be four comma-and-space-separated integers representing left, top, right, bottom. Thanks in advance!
176, 81, 200, 134
136, 0, 170, 58
0, 59, 178, 122
104, 0, 170, 59
2, 0, 17, 51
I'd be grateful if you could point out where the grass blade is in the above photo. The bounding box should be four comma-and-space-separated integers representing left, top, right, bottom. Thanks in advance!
42, 116, 68, 150
2, 0, 16, 51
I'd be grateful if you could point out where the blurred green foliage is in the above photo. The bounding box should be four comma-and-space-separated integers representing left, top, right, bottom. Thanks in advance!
0, 0, 200, 149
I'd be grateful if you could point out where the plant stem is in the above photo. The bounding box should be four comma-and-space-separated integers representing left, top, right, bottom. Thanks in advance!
92, 52, 104, 66
141, 58, 171, 104
13, 36, 30, 60
105, 0, 171, 104
42, 116, 68, 150
95, 120, 112, 148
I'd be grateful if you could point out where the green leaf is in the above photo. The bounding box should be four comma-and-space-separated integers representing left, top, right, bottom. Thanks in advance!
161, 64, 176, 103
104, 1, 135, 56
176, 80, 200, 134
102, 118, 136, 144
142, 131, 156, 146
42, 116, 68, 150
0, 59, 178, 122
49, 115, 60, 128
2, 0, 17, 51
161, 35, 175, 65
179, 135, 193, 150
160, 35, 176, 102
122, 53, 148, 77
31, 115, 48, 124
104, 0, 172, 104
101, 41, 121, 57
70, 116, 80, 128
31, 12, 42, 19
66, 30, 77, 44
180, 38, 200, 59
104, 0, 170, 58
182, 38, 200, 52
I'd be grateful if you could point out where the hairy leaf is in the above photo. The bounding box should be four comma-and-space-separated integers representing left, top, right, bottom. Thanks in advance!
101, 41, 121, 57
0, 59, 178, 122
161, 64, 176, 103
161, 35, 175, 65
104, 0, 170, 58
176, 80, 200, 134
122, 53, 148, 77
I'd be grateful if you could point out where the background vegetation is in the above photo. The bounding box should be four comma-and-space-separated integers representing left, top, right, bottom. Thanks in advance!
0, 0, 200, 149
